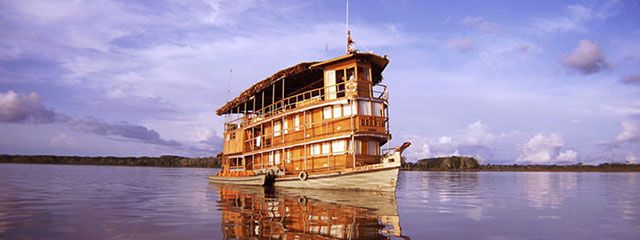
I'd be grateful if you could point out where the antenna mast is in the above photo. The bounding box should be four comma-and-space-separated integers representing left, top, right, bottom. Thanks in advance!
346, 0, 349, 33
346, 0, 354, 54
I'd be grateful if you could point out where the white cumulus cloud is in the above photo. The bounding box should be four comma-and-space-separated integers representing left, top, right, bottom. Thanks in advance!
403, 121, 498, 161
616, 120, 639, 143
0, 90, 57, 123
517, 133, 578, 164
556, 150, 578, 162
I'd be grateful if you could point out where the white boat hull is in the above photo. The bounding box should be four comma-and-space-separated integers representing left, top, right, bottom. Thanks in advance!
274, 151, 403, 192
274, 165, 400, 192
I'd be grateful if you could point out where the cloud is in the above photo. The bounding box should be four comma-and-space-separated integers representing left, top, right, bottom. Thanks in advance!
621, 75, 640, 85
460, 16, 502, 35
517, 133, 577, 164
511, 42, 543, 55
49, 133, 76, 147
533, 4, 592, 33
1, 90, 181, 148
197, 129, 224, 153
625, 154, 637, 164
403, 121, 498, 161
446, 38, 475, 52
556, 150, 578, 162
562, 40, 609, 74
533, 2, 621, 34
0, 90, 58, 123
588, 118, 640, 164
70, 118, 181, 147
615, 120, 639, 143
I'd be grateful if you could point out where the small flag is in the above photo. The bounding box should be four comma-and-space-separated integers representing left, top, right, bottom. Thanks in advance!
347, 30, 355, 53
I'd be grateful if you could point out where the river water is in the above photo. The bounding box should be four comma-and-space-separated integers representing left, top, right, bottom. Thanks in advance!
0, 164, 638, 239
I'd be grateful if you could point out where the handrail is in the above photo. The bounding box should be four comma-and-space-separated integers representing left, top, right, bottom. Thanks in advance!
373, 84, 388, 100
224, 80, 388, 127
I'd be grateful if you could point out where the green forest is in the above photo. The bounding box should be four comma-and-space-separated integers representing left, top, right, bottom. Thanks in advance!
0, 155, 220, 168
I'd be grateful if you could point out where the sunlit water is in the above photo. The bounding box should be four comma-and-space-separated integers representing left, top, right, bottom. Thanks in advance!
0, 164, 638, 239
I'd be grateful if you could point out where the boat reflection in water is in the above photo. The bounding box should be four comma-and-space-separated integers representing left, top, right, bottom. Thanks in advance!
215, 185, 408, 239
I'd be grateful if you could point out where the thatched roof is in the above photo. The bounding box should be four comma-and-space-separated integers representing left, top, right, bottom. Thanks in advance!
216, 53, 389, 116
216, 62, 321, 115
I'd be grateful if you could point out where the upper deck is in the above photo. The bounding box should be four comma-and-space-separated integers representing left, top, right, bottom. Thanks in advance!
217, 53, 389, 117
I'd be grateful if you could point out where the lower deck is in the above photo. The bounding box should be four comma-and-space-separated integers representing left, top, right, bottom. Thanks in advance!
218, 136, 387, 178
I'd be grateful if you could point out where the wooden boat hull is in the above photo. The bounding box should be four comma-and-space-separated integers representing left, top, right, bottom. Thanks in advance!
208, 174, 266, 186
274, 162, 400, 192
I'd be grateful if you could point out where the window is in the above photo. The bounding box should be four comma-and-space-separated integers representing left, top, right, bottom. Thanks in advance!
294, 114, 300, 130
338, 68, 351, 98
357, 66, 370, 81
333, 105, 342, 118
325, 70, 337, 100
283, 119, 288, 134
322, 142, 330, 155
368, 141, 379, 155
359, 101, 371, 115
343, 103, 352, 116
336, 69, 345, 82
256, 136, 261, 147
275, 151, 281, 165
332, 140, 346, 153
346, 67, 355, 81
268, 152, 274, 165
312, 144, 321, 156
354, 140, 362, 154
323, 106, 332, 119
226, 132, 236, 141
274, 121, 281, 136
373, 102, 383, 117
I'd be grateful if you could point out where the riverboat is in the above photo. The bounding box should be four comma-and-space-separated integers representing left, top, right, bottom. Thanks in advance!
209, 37, 410, 191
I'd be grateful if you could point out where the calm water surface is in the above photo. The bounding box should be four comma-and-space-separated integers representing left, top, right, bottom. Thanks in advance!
0, 164, 638, 239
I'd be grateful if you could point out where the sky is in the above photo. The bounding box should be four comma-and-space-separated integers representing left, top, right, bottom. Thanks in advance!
1, 0, 639, 164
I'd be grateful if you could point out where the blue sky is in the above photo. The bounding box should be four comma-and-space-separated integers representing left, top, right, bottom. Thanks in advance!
1, 0, 639, 164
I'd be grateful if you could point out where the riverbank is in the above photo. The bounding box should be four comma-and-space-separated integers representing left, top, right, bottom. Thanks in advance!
3, 154, 639, 172
0, 155, 220, 168
478, 163, 640, 172
402, 156, 640, 172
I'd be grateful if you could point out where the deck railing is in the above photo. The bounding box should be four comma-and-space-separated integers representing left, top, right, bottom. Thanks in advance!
224, 80, 388, 127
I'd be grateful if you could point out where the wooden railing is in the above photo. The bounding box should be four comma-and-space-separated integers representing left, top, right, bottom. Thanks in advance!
224, 80, 387, 127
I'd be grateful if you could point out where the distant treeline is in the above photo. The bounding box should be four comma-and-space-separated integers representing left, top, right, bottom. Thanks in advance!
0, 155, 221, 168
402, 156, 640, 172
479, 163, 640, 172
402, 156, 479, 171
